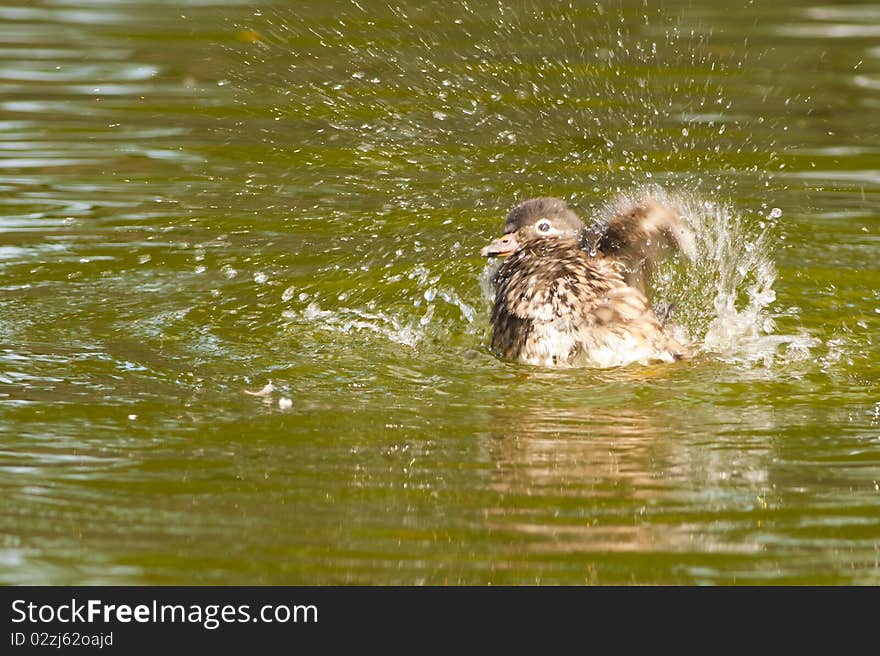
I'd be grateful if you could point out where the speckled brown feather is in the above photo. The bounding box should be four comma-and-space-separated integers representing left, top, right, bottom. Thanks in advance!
490, 237, 687, 367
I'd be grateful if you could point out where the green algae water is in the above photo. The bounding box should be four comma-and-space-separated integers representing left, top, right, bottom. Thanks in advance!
1, 0, 879, 585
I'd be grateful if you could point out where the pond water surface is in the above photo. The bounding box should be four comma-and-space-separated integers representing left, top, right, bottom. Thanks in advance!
1, 0, 879, 584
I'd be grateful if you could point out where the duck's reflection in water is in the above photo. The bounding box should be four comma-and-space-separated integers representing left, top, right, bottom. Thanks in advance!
478, 386, 775, 562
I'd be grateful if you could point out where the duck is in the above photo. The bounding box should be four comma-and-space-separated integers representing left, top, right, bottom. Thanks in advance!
480, 195, 695, 368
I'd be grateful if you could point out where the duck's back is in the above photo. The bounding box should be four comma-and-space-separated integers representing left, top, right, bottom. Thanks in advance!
490, 239, 686, 367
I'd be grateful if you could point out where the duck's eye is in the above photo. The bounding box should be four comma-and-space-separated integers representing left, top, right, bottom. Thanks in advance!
536, 220, 551, 233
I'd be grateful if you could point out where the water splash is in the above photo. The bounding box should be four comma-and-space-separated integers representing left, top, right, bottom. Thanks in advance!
218, 1, 797, 210
218, 4, 814, 367
284, 300, 425, 347
279, 261, 481, 349
644, 188, 817, 366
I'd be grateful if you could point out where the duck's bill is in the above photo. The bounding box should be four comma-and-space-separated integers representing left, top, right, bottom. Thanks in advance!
480, 234, 518, 257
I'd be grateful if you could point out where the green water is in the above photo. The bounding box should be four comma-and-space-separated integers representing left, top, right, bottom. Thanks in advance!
1, 0, 879, 585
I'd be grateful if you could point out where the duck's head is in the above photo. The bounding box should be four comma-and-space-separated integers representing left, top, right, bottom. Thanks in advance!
480, 197, 585, 257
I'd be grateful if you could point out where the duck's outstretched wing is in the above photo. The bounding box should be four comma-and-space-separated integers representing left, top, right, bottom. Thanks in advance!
583, 195, 696, 292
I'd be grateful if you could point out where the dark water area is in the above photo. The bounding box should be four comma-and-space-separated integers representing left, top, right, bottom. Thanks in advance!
1, 0, 879, 584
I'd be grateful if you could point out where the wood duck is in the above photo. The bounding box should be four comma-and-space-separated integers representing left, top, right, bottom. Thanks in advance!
480, 195, 694, 368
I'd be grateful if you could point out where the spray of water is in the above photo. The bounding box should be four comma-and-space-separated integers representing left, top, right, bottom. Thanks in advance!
217, 3, 813, 369
637, 187, 816, 366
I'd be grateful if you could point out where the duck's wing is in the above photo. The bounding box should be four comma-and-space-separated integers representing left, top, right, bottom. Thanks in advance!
582, 195, 696, 292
